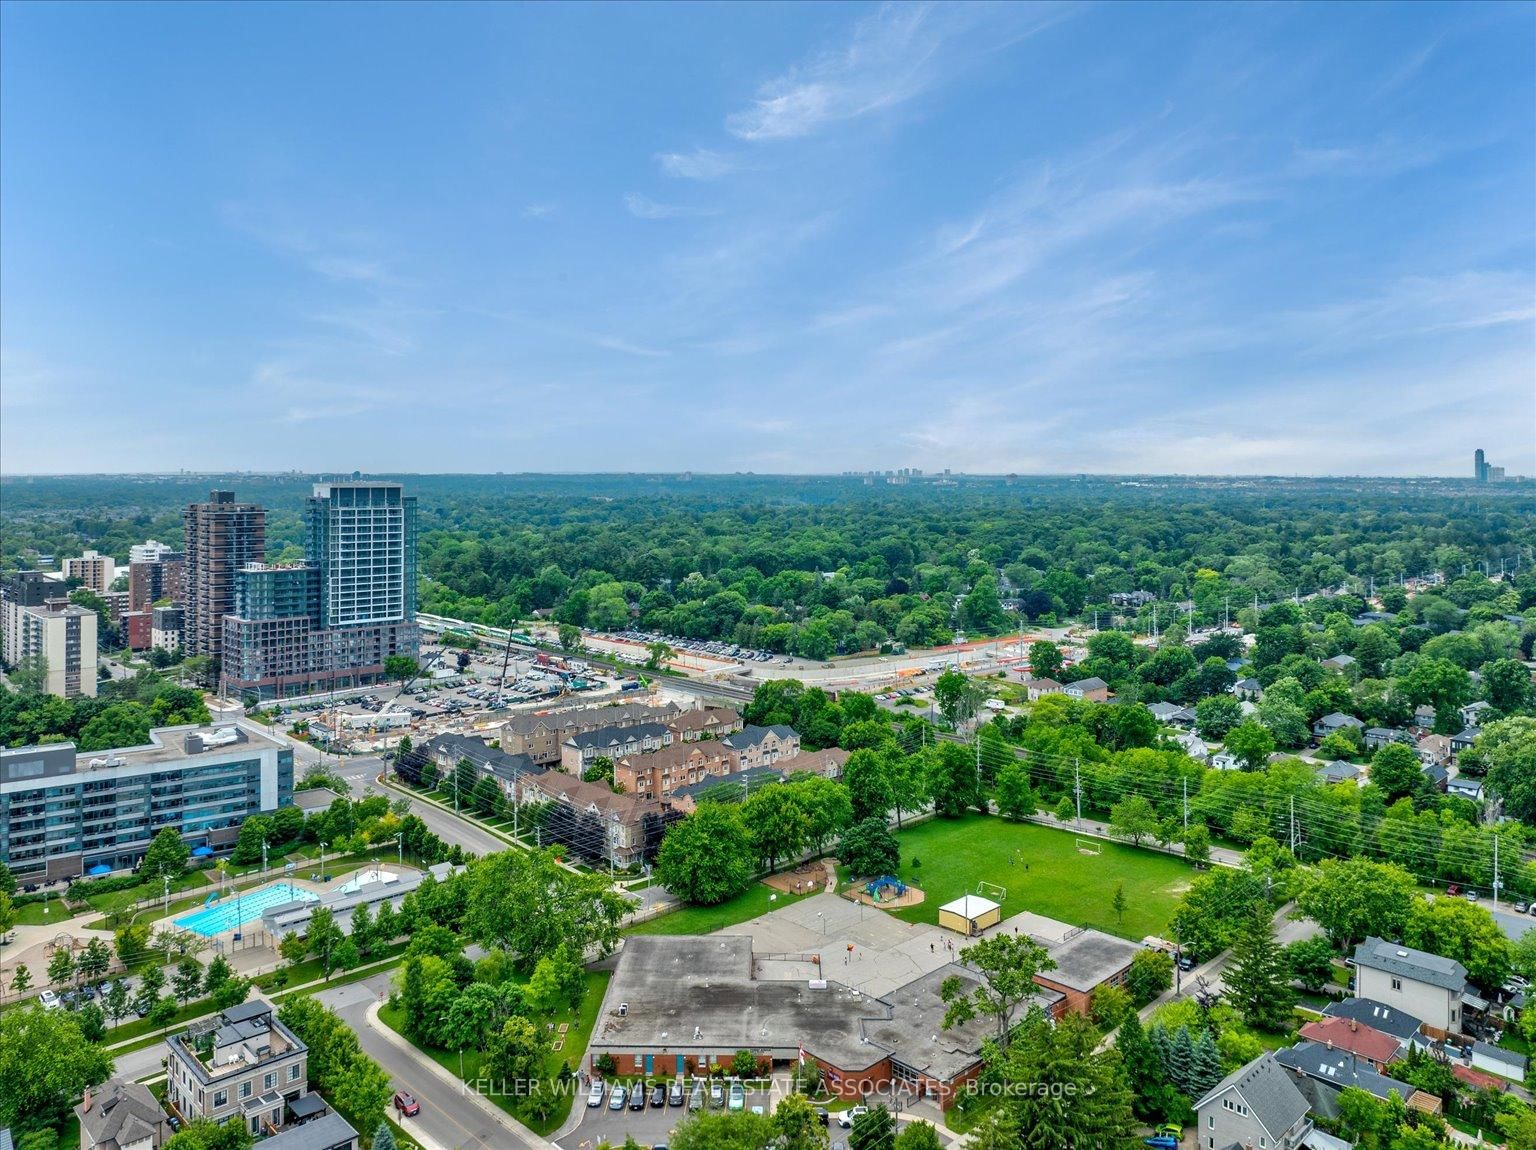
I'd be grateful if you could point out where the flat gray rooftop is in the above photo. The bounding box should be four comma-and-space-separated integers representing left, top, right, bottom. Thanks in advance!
594, 936, 883, 1071
861, 962, 1063, 1082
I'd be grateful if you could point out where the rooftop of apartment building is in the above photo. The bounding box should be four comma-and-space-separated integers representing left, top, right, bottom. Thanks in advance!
0, 722, 284, 780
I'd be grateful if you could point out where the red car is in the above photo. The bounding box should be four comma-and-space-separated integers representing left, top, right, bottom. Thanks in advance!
393, 1091, 420, 1117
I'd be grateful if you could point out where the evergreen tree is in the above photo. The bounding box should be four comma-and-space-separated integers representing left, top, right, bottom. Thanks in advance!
401, 957, 427, 1042
372, 1124, 398, 1150
1224, 905, 1297, 1032
1148, 1023, 1172, 1076
1191, 1030, 1223, 1097
995, 1013, 1142, 1150
1168, 1026, 1196, 1095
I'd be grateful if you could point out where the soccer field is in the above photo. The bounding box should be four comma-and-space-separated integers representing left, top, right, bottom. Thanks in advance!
882, 814, 1193, 940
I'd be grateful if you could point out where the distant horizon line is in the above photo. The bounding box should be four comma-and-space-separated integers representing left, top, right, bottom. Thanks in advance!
0, 469, 1531, 482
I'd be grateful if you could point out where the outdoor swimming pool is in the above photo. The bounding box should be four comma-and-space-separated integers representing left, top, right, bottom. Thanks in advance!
172, 881, 317, 936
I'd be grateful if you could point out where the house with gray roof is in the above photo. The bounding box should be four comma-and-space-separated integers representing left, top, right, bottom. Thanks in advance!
1312, 712, 1365, 740
1322, 997, 1425, 1047
1147, 702, 1196, 727
1321, 653, 1356, 672
77, 1078, 169, 1150
1352, 937, 1467, 1039
256, 1110, 358, 1150
1450, 726, 1481, 757
1447, 774, 1484, 804
1364, 727, 1412, 751
1063, 676, 1109, 702
1193, 1050, 1313, 1150
1315, 760, 1362, 786
1231, 678, 1263, 701
1275, 1041, 1414, 1110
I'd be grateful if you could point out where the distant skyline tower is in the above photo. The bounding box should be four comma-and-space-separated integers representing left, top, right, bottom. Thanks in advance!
1475, 448, 1487, 483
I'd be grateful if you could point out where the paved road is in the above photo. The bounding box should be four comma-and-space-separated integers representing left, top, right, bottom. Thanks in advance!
246, 723, 511, 858
315, 971, 546, 1150
112, 1035, 171, 1082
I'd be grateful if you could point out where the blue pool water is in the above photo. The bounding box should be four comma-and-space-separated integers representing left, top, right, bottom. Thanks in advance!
173, 881, 317, 936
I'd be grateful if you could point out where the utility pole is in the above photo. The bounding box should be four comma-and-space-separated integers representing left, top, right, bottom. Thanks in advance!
1288, 796, 1297, 855
1074, 759, 1082, 829
1493, 834, 1501, 909
1182, 778, 1189, 829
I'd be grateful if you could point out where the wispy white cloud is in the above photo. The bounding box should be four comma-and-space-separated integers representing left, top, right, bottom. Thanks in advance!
725, 3, 1069, 141
624, 193, 718, 220
521, 202, 558, 219
1289, 136, 1447, 180
589, 334, 671, 358
656, 149, 737, 180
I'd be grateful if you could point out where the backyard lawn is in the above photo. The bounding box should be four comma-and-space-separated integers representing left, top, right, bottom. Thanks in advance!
626, 881, 817, 937
379, 969, 610, 1135
878, 814, 1193, 941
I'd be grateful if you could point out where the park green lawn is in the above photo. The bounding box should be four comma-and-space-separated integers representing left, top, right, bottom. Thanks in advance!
625, 881, 817, 937
379, 969, 609, 1136
878, 814, 1193, 941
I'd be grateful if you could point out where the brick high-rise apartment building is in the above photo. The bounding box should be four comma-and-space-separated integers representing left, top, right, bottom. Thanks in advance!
182, 491, 265, 671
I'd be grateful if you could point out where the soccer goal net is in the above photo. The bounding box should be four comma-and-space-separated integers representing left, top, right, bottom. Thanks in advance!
1075, 838, 1103, 855
976, 880, 1007, 901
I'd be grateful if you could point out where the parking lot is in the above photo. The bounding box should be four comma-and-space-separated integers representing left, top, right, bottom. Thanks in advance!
559, 1079, 779, 1149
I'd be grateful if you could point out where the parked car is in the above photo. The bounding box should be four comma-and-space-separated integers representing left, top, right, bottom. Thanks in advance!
814, 1106, 830, 1125
709, 1082, 725, 1108
1176, 953, 1195, 972
728, 1082, 745, 1112
1515, 902, 1530, 914
39, 990, 61, 1010
1464, 890, 1480, 902
587, 1082, 606, 1108
689, 1086, 704, 1111
1446, 884, 1461, 897
393, 1091, 420, 1117
628, 1087, 646, 1112
609, 1086, 627, 1112
668, 1082, 685, 1106
650, 1084, 667, 1108
838, 1107, 869, 1129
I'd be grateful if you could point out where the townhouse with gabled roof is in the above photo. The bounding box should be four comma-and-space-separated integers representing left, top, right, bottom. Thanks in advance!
718, 724, 800, 769
560, 722, 672, 773
500, 701, 677, 764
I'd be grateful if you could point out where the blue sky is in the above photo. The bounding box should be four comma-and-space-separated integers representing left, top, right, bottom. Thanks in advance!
2, 1, 1532, 476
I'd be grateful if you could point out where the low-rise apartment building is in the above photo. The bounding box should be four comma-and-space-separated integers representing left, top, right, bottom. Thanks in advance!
165, 1001, 308, 1137
0, 724, 293, 883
